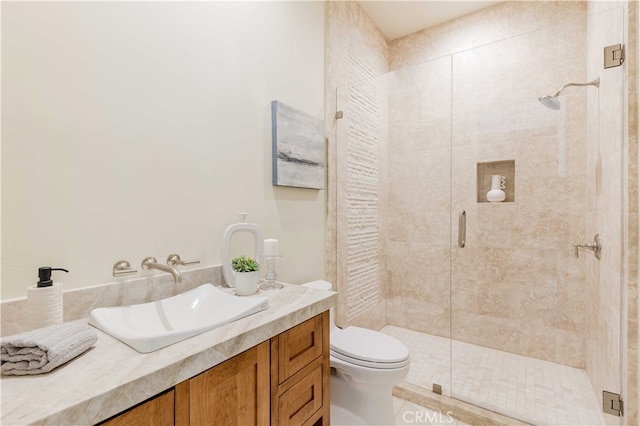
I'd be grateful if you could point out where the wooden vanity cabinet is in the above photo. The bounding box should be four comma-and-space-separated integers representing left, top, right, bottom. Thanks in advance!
271, 312, 330, 426
101, 311, 329, 426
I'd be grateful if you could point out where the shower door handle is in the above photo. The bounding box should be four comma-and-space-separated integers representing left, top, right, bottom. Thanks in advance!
458, 210, 466, 248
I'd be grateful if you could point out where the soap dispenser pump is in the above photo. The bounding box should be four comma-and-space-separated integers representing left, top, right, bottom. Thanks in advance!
37, 267, 69, 287
27, 266, 69, 330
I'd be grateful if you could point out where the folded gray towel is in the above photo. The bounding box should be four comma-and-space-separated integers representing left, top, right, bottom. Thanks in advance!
1, 323, 97, 376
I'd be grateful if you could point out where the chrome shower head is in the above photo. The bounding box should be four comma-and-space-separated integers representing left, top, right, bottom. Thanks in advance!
538, 95, 561, 110
538, 77, 600, 110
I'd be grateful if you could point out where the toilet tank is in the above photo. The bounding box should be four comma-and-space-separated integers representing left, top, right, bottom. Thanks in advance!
302, 280, 333, 291
301, 280, 336, 329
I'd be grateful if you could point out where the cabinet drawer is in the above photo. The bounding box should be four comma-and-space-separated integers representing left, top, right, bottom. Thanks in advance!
277, 364, 323, 426
278, 315, 323, 384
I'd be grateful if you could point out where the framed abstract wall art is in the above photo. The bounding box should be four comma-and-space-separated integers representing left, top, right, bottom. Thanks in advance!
271, 100, 325, 189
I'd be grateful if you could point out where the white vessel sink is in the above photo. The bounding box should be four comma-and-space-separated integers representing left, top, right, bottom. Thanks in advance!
89, 284, 269, 353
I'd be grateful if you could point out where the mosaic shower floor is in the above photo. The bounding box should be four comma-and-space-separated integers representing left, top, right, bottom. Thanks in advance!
382, 325, 605, 426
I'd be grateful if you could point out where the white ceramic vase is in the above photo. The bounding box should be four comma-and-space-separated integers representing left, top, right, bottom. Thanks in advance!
486, 174, 506, 202
234, 271, 259, 296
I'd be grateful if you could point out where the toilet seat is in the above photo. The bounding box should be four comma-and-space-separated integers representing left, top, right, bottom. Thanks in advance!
330, 326, 410, 369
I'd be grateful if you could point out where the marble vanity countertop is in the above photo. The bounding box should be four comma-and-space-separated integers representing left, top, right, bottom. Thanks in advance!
1, 283, 336, 425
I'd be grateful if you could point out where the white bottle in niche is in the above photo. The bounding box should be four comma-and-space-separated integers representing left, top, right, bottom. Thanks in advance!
486, 175, 506, 202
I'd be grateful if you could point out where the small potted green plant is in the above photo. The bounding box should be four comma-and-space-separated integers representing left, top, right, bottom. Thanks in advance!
231, 255, 260, 295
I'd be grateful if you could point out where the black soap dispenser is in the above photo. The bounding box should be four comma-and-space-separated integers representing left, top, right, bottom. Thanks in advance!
37, 267, 69, 287
26, 266, 69, 329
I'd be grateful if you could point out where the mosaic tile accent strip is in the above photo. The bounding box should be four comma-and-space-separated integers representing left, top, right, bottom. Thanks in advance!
343, 75, 382, 322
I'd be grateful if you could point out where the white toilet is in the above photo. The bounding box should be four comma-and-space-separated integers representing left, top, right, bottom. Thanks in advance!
302, 280, 410, 425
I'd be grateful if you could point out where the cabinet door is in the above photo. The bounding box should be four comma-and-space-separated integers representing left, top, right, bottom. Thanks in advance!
186, 341, 270, 426
100, 389, 174, 426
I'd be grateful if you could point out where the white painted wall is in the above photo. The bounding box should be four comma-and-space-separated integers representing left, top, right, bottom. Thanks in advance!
1, 1, 325, 299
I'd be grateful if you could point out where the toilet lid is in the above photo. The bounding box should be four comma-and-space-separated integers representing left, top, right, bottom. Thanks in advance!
330, 326, 409, 368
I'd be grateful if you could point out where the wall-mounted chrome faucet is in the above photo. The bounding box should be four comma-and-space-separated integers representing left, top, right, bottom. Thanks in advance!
573, 234, 602, 259
141, 257, 182, 283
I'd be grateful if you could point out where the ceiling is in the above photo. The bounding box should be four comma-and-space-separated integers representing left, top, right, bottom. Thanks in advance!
357, 1, 503, 41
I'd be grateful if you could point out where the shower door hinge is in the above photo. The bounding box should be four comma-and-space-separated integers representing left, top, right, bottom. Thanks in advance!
603, 390, 623, 417
604, 44, 625, 69
336, 111, 344, 119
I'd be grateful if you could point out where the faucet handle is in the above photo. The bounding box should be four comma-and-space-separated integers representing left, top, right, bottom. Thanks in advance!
141, 257, 159, 270
572, 244, 580, 258
167, 254, 200, 267
113, 260, 138, 277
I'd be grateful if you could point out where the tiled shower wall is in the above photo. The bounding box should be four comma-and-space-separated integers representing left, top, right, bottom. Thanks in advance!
624, 3, 638, 423
325, 0, 389, 329
385, 1, 589, 368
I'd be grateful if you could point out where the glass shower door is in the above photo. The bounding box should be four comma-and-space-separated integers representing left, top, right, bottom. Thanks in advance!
335, 57, 455, 398
449, 10, 623, 425
384, 56, 454, 398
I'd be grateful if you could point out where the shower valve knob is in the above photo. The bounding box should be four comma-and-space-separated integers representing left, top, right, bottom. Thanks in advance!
572, 234, 602, 260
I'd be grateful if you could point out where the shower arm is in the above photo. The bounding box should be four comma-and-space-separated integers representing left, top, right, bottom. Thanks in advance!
551, 77, 600, 97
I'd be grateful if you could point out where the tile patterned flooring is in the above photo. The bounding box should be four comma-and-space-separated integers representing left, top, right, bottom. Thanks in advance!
383, 325, 605, 426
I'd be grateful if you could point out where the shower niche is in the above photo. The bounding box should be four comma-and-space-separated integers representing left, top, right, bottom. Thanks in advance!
476, 160, 515, 203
